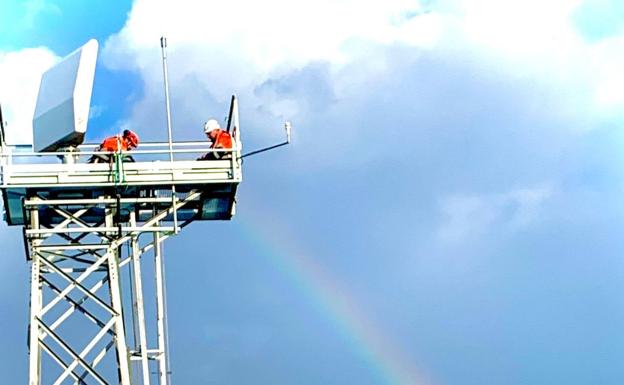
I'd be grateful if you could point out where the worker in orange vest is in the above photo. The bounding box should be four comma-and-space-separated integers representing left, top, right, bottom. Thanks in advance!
198, 119, 233, 160
88, 129, 140, 163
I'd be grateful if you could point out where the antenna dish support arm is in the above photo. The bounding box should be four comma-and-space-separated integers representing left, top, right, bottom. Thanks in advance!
239, 122, 291, 159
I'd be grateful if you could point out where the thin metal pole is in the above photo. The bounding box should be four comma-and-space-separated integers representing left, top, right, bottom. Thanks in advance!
105, 206, 132, 385
239, 141, 289, 159
226, 95, 235, 132
28, 198, 42, 385
160, 36, 179, 233
239, 121, 291, 159
160, 37, 174, 164
154, 230, 169, 385
130, 212, 151, 385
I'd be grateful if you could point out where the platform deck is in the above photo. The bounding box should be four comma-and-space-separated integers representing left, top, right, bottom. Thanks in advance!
0, 143, 242, 226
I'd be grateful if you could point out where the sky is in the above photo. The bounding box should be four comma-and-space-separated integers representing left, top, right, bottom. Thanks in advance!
1, 0, 624, 384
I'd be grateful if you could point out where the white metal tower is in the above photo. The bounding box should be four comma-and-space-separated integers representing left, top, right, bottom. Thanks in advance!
0, 38, 244, 385
1, 136, 242, 385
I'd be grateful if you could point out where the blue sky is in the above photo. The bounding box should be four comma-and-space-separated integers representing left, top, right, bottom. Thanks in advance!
2, 1, 624, 385
0, 0, 137, 141
573, 0, 624, 41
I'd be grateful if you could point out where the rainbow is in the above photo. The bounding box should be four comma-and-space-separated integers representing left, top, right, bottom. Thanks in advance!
235, 202, 436, 385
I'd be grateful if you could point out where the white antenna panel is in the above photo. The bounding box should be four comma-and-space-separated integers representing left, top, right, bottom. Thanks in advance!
33, 39, 98, 152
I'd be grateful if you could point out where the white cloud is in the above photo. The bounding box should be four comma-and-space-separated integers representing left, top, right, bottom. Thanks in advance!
23, 0, 62, 29
97, 0, 454, 150
436, 185, 555, 243
437, 194, 500, 243
434, 0, 624, 114
102, 0, 441, 112
102, 0, 624, 140
456, 0, 583, 56
106, 0, 432, 71
0, 47, 59, 146
589, 34, 624, 111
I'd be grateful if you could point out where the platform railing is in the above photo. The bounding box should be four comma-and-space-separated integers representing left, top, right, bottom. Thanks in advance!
0, 141, 243, 187
1, 141, 240, 161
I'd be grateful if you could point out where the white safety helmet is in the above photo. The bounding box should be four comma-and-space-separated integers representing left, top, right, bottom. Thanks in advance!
203, 119, 220, 133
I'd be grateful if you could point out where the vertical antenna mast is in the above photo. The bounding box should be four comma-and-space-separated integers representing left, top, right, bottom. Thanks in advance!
160, 36, 179, 232
160, 37, 174, 163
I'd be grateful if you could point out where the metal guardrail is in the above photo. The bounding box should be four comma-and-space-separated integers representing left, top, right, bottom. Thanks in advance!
0, 141, 243, 187
1, 141, 240, 160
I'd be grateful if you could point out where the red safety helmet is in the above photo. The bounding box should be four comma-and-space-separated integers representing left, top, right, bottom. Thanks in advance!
123, 129, 139, 148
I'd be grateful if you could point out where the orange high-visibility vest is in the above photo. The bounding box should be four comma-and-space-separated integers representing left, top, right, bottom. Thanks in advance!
209, 129, 233, 150
99, 135, 131, 152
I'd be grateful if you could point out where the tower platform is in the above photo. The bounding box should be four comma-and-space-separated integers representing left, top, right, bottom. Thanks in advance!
0, 37, 251, 385
0, 141, 242, 226
0, 139, 242, 385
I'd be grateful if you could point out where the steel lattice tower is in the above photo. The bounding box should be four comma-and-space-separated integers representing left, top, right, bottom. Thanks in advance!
0, 36, 290, 385
1, 103, 242, 384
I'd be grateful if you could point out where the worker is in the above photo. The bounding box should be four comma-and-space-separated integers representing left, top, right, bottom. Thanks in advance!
198, 119, 233, 160
88, 129, 140, 163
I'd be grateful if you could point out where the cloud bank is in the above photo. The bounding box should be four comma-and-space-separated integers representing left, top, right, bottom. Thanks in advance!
95, 2, 624, 384
0, 47, 58, 145
1, 1, 624, 384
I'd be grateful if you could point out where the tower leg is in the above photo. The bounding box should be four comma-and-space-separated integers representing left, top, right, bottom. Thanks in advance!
154, 231, 169, 385
21, 192, 199, 384
105, 207, 132, 385
28, 198, 42, 385
107, 247, 132, 385
28, 256, 42, 385
130, 212, 151, 385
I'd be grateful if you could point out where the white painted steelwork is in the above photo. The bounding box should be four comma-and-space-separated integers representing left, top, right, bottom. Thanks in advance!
1, 95, 244, 385
22, 190, 204, 385
1, 142, 241, 188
